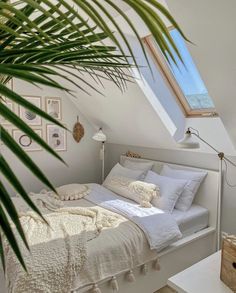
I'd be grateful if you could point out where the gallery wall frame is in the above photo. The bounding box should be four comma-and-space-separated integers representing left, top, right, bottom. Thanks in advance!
46, 124, 67, 151
19, 96, 42, 126
2, 92, 67, 152
45, 97, 62, 120
13, 129, 43, 151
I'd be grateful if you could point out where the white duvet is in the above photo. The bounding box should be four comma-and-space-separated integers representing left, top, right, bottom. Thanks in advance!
86, 184, 182, 251
4, 193, 123, 293
3, 184, 182, 293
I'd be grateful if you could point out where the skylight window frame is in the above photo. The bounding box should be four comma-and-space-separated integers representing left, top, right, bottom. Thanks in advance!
143, 29, 217, 118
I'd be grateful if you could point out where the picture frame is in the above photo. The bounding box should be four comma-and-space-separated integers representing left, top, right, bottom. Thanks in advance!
13, 129, 43, 151
45, 97, 62, 120
19, 96, 42, 126
46, 124, 67, 151
0, 99, 15, 125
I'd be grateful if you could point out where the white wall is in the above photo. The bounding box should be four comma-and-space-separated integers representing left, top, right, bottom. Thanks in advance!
185, 117, 236, 155
1, 80, 101, 195
166, 0, 236, 148
106, 143, 236, 235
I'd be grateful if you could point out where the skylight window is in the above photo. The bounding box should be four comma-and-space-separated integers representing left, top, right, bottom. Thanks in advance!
143, 28, 216, 117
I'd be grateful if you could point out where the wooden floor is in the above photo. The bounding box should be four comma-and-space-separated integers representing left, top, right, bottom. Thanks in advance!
155, 286, 176, 293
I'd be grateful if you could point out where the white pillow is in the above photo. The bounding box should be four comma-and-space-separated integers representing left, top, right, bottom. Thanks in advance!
122, 159, 154, 177
160, 165, 207, 211
144, 170, 187, 213
56, 184, 90, 201
103, 163, 145, 186
104, 176, 159, 207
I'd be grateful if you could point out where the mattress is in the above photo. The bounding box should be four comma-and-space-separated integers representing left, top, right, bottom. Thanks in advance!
171, 204, 209, 236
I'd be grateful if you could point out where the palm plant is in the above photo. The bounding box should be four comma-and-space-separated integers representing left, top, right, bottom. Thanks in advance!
0, 0, 187, 270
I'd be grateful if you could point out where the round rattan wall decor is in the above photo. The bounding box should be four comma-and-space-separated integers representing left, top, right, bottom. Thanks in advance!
73, 116, 84, 143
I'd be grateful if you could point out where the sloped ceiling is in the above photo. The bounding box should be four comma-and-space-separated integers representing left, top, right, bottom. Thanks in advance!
65, 31, 187, 149
64, 1, 187, 150
167, 0, 236, 147
63, 0, 236, 154
68, 73, 178, 149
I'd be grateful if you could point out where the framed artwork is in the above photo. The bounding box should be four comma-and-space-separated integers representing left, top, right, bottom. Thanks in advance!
45, 97, 62, 120
46, 124, 66, 151
19, 96, 42, 126
13, 129, 42, 151
0, 99, 14, 125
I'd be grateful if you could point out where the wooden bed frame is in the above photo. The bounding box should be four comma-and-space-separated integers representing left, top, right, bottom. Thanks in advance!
0, 156, 219, 293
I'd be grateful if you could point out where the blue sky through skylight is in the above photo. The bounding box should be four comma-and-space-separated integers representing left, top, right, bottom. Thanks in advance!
167, 29, 215, 110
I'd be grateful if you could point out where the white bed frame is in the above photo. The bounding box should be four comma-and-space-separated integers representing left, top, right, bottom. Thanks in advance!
92, 156, 219, 293
0, 156, 219, 293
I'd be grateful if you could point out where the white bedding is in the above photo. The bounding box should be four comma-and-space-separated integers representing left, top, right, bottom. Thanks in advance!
86, 184, 182, 251
3, 184, 183, 293
172, 204, 209, 236
5, 194, 124, 293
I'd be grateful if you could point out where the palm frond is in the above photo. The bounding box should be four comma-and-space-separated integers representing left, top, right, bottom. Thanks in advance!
0, 0, 187, 270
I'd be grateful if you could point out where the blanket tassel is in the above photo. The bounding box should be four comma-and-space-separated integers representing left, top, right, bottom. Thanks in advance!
153, 259, 160, 271
141, 264, 148, 275
110, 276, 119, 291
91, 283, 101, 293
127, 270, 135, 282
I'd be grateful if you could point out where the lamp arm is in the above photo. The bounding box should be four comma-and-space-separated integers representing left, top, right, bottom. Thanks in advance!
190, 132, 236, 167
191, 132, 236, 167
190, 132, 220, 154
186, 127, 236, 168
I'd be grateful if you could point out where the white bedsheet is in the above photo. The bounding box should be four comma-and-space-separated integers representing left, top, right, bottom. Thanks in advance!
85, 184, 182, 251
172, 204, 209, 236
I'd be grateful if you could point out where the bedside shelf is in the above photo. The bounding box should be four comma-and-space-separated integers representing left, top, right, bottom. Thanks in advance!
167, 251, 233, 293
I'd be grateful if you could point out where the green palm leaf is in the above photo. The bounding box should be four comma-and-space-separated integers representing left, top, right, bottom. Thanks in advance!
0, 204, 27, 271
0, 180, 29, 250
0, 233, 5, 273
0, 0, 186, 271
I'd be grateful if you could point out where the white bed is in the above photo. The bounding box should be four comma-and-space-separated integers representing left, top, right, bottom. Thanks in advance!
172, 204, 209, 236
92, 155, 218, 293
0, 156, 219, 293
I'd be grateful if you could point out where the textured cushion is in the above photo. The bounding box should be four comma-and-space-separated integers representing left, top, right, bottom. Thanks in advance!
103, 163, 145, 186
122, 159, 154, 177
103, 175, 159, 207
56, 184, 90, 201
144, 170, 187, 213
160, 165, 207, 211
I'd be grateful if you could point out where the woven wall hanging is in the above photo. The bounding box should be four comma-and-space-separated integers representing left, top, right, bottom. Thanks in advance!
73, 116, 84, 143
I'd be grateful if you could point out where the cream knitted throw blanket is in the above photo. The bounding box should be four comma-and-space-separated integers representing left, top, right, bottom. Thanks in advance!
5, 194, 121, 293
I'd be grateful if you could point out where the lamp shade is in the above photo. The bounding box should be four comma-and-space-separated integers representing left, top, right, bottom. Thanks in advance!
177, 132, 200, 149
92, 128, 106, 142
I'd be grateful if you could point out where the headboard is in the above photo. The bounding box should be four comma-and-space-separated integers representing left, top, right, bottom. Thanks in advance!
120, 155, 219, 228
